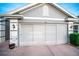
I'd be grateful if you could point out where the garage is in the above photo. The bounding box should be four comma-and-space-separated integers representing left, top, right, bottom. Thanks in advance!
0, 3, 77, 47
19, 23, 67, 46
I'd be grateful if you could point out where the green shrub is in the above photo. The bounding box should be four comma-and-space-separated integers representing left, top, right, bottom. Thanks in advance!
70, 33, 79, 46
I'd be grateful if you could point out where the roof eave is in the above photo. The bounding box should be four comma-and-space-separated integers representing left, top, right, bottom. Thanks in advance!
51, 3, 77, 18
0, 14, 23, 19
8, 3, 39, 15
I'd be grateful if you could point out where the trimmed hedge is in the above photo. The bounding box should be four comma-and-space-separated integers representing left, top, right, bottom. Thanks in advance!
70, 33, 79, 46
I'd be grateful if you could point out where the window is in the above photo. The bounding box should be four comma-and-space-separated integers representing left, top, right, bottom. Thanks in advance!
73, 25, 78, 33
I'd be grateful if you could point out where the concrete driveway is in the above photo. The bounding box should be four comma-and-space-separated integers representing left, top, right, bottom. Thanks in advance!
0, 42, 79, 56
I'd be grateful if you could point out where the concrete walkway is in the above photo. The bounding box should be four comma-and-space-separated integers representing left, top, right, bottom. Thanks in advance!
0, 42, 79, 56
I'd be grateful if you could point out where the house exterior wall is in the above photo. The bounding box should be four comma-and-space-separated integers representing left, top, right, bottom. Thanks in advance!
20, 4, 68, 19
68, 22, 73, 34
0, 18, 2, 42
0, 18, 5, 43
10, 19, 18, 46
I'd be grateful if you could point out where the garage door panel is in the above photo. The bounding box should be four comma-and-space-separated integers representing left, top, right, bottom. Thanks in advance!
57, 24, 67, 44
21, 25, 32, 41
46, 24, 56, 44
19, 24, 33, 46
33, 24, 45, 42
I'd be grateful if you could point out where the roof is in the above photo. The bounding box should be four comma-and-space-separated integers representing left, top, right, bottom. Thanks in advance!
8, 3, 77, 18
0, 14, 23, 19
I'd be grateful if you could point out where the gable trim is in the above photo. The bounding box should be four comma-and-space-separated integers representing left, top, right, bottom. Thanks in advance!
19, 3, 44, 14
8, 3, 39, 14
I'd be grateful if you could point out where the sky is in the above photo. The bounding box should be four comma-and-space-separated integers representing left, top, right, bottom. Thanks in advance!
58, 3, 79, 16
0, 3, 79, 16
0, 3, 29, 14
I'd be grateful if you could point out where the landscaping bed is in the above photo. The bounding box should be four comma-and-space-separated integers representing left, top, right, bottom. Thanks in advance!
70, 33, 79, 46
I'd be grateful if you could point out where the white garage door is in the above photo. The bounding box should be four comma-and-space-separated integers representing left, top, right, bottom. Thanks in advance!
57, 24, 67, 44
46, 24, 56, 45
33, 24, 45, 44
19, 24, 33, 46
19, 23, 67, 46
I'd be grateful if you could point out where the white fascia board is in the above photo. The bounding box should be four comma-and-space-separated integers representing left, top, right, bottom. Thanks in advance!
51, 3, 77, 18
24, 17, 65, 20
68, 18, 78, 21
20, 17, 67, 24
0, 14, 23, 17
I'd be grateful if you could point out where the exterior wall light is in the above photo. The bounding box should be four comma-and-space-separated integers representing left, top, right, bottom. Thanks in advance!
12, 24, 15, 30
